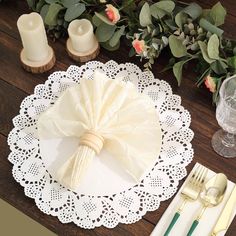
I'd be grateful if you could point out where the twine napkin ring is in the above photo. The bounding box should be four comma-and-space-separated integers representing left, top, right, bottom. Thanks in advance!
80, 130, 104, 154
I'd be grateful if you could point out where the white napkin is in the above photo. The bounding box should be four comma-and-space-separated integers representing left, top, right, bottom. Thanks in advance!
38, 71, 162, 189
151, 163, 236, 236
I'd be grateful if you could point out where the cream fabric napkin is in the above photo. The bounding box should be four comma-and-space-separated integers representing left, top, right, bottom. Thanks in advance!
38, 71, 162, 190
151, 163, 236, 236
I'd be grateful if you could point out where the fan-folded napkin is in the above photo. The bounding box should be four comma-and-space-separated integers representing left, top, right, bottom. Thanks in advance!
38, 71, 162, 190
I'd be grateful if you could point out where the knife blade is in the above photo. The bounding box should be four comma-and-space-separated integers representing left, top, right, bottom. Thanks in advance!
211, 184, 236, 236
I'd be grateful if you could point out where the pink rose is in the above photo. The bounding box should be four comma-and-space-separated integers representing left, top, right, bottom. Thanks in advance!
105, 4, 120, 24
132, 39, 146, 54
204, 75, 216, 93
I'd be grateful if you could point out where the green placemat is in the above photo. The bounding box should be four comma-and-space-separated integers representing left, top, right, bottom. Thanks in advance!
0, 199, 56, 236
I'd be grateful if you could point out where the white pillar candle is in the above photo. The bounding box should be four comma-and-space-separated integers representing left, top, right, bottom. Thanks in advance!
68, 19, 97, 53
17, 12, 49, 62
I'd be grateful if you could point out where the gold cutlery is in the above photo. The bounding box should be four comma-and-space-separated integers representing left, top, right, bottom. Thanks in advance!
211, 184, 236, 236
186, 173, 228, 236
163, 165, 208, 236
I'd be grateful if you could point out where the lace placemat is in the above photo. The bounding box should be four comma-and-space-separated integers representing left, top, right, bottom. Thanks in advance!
8, 61, 193, 229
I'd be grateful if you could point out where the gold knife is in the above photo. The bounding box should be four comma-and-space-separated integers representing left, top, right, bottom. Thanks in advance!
211, 184, 236, 236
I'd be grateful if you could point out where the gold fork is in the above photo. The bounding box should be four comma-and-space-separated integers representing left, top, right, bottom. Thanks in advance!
163, 164, 208, 236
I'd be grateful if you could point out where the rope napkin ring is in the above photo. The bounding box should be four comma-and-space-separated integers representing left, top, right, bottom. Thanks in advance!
80, 130, 104, 154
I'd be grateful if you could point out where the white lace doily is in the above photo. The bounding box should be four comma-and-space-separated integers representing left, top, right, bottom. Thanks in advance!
8, 61, 193, 229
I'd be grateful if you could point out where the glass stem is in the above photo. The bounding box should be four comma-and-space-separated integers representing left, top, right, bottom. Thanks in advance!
222, 132, 235, 148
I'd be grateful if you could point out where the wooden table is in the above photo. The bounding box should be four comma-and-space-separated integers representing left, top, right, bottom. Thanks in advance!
0, 1, 235, 235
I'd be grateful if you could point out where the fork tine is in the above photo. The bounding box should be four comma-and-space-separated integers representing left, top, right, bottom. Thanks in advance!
192, 166, 203, 186
195, 166, 206, 186
189, 165, 200, 184
191, 165, 204, 186
199, 168, 207, 187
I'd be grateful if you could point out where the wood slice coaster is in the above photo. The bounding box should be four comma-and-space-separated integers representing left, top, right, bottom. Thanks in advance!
20, 46, 56, 73
66, 39, 100, 63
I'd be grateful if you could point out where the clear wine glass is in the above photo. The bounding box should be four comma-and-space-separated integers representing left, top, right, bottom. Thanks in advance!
212, 75, 236, 158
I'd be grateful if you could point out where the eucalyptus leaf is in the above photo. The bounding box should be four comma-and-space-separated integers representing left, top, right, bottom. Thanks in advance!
196, 68, 211, 86
40, 4, 49, 21
213, 77, 223, 103
95, 23, 116, 42
165, 19, 178, 30
227, 56, 236, 68
45, 3, 64, 26
92, 14, 102, 27
207, 34, 220, 60
202, 9, 211, 18
36, 0, 46, 12
201, 9, 215, 24
101, 40, 120, 51
198, 41, 215, 63
183, 3, 202, 20
64, 3, 86, 21
139, 2, 152, 27
175, 12, 188, 29
122, 0, 136, 9
27, 0, 36, 9
211, 60, 228, 74
61, 0, 80, 8
169, 35, 187, 58
129, 47, 136, 57
95, 12, 114, 25
45, 0, 57, 3
210, 2, 226, 26
150, 1, 175, 19
233, 47, 236, 55
199, 18, 223, 37
173, 61, 185, 86
109, 26, 125, 47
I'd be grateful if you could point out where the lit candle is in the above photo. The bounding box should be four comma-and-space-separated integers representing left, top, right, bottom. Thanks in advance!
17, 12, 49, 62
68, 19, 97, 53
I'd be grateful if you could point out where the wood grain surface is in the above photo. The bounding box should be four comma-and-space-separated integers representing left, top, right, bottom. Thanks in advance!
0, 1, 235, 235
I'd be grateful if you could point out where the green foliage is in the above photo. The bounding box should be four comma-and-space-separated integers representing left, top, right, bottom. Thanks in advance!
95, 23, 116, 42
173, 61, 185, 86
45, 0, 57, 3
175, 12, 188, 29
61, 0, 80, 8
198, 41, 215, 64
40, 4, 49, 21
182, 3, 202, 20
109, 26, 125, 47
169, 35, 187, 58
64, 3, 85, 21
36, 0, 46, 12
227, 56, 236, 69
27, 0, 36, 9
92, 15, 102, 27
210, 2, 226, 26
150, 1, 175, 19
139, 3, 152, 27
199, 18, 224, 36
207, 34, 219, 60
45, 3, 64, 26
211, 61, 228, 74
27, 0, 235, 104
101, 41, 120, 51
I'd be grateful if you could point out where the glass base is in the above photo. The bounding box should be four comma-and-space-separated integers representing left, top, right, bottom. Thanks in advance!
212, 129, 236, 158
